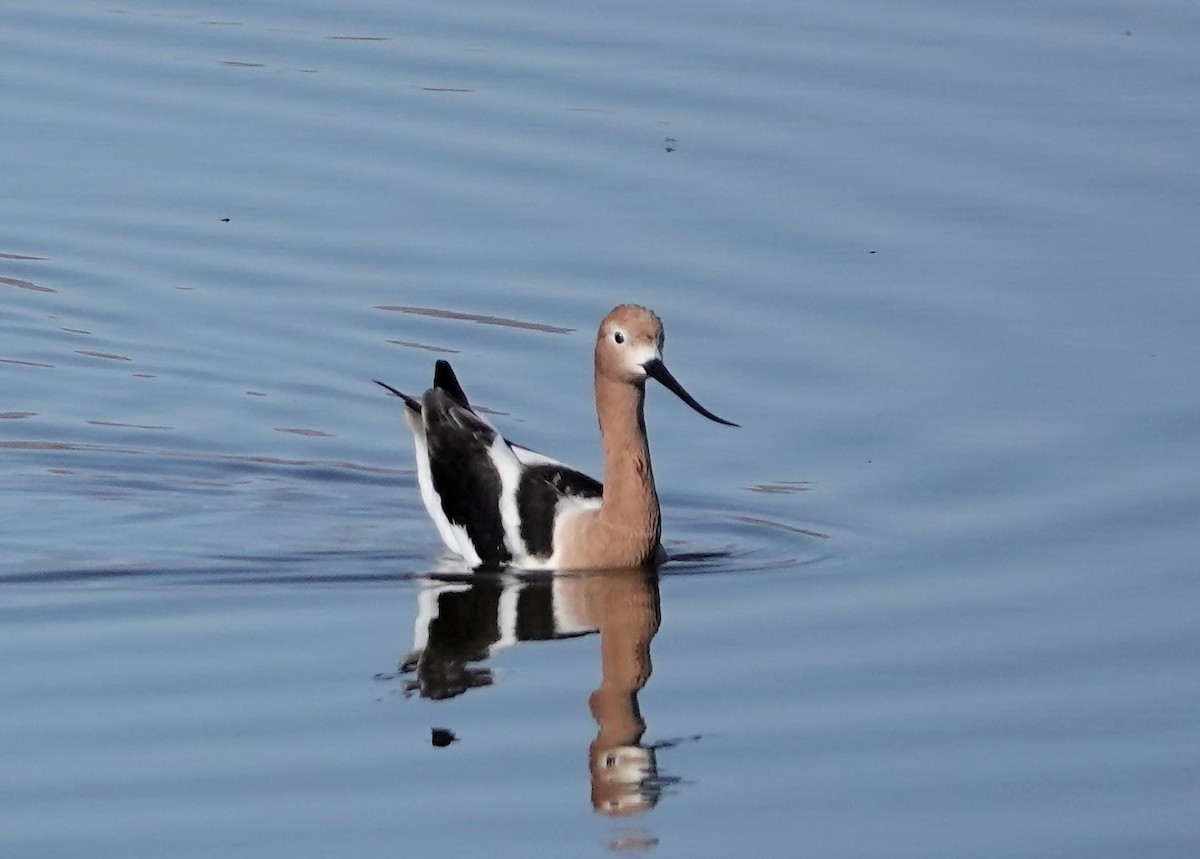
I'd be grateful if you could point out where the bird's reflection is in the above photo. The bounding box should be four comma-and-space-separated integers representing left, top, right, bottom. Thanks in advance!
397, 566, 667, 815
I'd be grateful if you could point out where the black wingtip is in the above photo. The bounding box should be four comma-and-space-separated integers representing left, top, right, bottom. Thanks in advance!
373, 379, 422, 412
433, 360, 470, 408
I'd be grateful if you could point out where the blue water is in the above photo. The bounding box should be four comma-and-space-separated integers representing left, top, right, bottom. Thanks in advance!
2, 1, 1198, 856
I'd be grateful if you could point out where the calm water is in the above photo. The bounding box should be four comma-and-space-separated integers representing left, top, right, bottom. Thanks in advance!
2, 0, 1198, 856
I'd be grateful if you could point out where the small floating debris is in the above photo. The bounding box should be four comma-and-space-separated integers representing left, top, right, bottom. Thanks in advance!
387, 339, 460, 354
1, 275, 55, 293
274, 427, 334, 438
75, 350, 132, 361
0, 358, 55, 368
87, 420, 173, 431
375, 304, 574, 334
664, 136, 677, 153
746, 480, 813, 495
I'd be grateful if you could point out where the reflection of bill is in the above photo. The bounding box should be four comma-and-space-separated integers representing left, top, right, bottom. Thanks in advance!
398, 568, 667, 815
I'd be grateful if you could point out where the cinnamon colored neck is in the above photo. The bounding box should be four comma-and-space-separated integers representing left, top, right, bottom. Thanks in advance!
595, 372, 660, 539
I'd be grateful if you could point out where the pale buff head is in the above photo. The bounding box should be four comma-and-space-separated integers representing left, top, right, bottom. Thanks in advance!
595, 304, 664, 384
594, 304, 738, 427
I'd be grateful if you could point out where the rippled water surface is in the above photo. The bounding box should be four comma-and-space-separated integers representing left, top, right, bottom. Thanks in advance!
3, 1, 1198, 856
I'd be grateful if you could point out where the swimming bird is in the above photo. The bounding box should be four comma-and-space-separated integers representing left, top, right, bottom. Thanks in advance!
375, 304, 736, 570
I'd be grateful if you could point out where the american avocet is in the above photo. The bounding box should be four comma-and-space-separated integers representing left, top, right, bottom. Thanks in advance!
376, 304, 736, 570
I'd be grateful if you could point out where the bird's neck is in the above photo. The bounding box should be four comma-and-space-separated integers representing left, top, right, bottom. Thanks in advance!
595, 372, 661, 559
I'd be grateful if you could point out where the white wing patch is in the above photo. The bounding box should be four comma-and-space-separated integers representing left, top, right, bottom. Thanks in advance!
405, 405, 486, 565
487, 433, 528, 561
406, 412, 464, 556
510, 445, 564, 468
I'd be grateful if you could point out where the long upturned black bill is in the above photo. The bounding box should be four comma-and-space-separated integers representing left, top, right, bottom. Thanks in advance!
643, 358, 739, 427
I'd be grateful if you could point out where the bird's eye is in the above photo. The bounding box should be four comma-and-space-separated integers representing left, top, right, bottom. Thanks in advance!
613, 331, 625, 344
